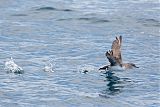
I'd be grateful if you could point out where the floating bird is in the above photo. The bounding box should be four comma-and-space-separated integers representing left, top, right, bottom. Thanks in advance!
99, 36, 139, 71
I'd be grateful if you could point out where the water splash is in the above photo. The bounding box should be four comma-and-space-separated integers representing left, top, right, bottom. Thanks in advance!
43, 58, 54, 72
4, 57, 24, 74
77, 64, 97, 73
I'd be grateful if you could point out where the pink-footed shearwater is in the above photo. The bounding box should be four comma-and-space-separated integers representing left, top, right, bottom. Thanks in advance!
99, 36, 139, 71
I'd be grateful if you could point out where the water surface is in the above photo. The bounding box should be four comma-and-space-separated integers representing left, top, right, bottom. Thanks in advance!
0, 0, 159, 107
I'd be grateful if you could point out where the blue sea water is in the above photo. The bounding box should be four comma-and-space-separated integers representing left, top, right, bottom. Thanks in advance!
0, 0, 159, 107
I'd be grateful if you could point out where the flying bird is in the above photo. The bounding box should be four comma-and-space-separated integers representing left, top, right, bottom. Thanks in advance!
99, 36, 138, 71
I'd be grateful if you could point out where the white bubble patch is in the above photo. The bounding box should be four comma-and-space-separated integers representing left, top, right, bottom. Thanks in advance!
4, 57, 24, 73
77, 64, 97, 73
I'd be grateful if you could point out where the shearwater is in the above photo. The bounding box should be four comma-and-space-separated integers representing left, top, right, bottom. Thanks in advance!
99, 36, 139, 71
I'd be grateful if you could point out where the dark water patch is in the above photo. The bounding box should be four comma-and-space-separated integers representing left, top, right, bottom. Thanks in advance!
100, 72, 133, 97
36, 7, 57, 11
137, 18, 160, 27
57, 18, 73, 21
77, 17, 110, 23
57, 17, 110, 23
78, 17, 91, 21
11, 14, 28, 16
100, 72, 124, 96
62, 9, 73, 12
94, 19, 110, 23
145, 19, 159, 23
35, 7, 73, 12
6, 70, 24, 74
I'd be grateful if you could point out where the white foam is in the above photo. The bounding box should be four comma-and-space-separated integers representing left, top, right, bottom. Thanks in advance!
43, 62, 54, 72
43, 58, 54, 72
4, 57, 23, 73
77, 64, 97, 73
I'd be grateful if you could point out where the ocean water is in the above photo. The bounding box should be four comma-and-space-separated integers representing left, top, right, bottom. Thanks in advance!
0, 0, 159, 107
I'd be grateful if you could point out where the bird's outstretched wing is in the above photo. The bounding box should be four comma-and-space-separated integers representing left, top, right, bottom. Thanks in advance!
111, 36, 122, 64
106, 50, 118, 66
100, 36, 123, 70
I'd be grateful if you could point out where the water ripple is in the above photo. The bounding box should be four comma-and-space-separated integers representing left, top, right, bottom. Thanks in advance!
35, 6, 73, 12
